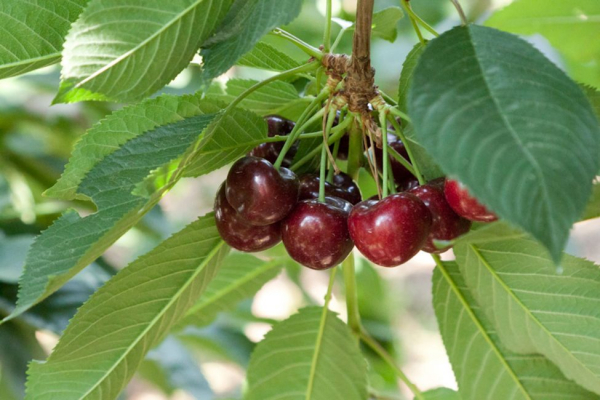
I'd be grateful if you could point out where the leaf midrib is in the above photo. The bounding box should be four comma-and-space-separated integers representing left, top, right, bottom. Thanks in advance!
72, 0, 207, 90
436, 262, 531, 399
0, 52, 60, 72
469, 244, 599, 382
76, 240, 225, 400
306, 306, 331, 400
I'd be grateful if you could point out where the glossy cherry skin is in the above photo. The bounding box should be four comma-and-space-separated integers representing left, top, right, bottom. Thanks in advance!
248, 115, 296, 167
409, 180, 472, 253
282, 196, 354, 270
226, 156, 299, 226
444, 178, 498, 222
214, 184, 281, 252
348, 193, 432, 267
298, 172, 362, 205
375, 134, 414, 188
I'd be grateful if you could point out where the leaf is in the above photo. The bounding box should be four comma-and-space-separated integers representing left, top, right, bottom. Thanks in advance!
582, 180, 600, 221
398, 42, 426, 113
408, 25, 600, 262
370, 7, 404, 42
55, 0, 234, 103
246, 307, 368, 400
420, 388, 460, 400
485, 0, 600, 89
206, 79, 302, 116
141, 336, 213, 399
0, 0, 89, 79
583, 85, 600, 121
238, 41, 302, 71
200, 0, 303, 83
453, 223, 600, 395
434, 260, 599, 400
177, 253, 283, 328
25, 214, 229, 400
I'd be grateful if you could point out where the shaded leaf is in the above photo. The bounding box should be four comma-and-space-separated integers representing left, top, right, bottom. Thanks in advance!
246, 307, 368, 400
0, 0, 89, 79
420, 388, 460, 400
453, 223, 600, 395
56, 0, 234, 103
486, 0, 600, 89
238, 41, 302, 71
200, 0, 303, 83
178, 253, 283, 328
408, 25, 600, 262
434, 260, 599, 399
398, 42, 426, 113
25, 214, 229, 400
582, 180, 600, 221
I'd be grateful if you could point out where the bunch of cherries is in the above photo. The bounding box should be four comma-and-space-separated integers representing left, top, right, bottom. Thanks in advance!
215, 115, 497, 270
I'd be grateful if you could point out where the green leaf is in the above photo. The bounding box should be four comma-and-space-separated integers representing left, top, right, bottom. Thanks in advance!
141, 336, 213, 399
434, 260, 599, 399
370, 7, 404, 42
177, 253, 283, 328
238, 41, 302, 71
583, 85, 600, 121
200, 0, 303, 83
402, 125, 444, 181
420, 388, 460, 400
582, 180, 600, 221
408, 25, 600, 262
55, 0, 234, 103
25, 214, 229, 400
485, 0, 600, 89
398, 42, 426, 113
0, 0, 89, 79
246, 307, 368, 400
453, 223, 600, 395
207, 79, 302, 116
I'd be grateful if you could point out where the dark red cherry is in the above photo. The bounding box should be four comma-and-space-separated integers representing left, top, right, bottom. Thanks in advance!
226, 156, 299, 226
374, 134, 414, 188
298, 172, 362, 205
409, 180, 472, 253
248, 115, 296, 167
348, 193, 432, 267
282, 196, 354, 270
444, 178, 498, 222
214, 184, 281, 252
397, 178, 420, 192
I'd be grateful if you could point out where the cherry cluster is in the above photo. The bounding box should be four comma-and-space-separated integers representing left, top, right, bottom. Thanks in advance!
215, 115, 498, 270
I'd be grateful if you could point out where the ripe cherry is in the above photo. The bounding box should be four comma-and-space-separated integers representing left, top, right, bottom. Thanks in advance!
282, 196, 354, 270
214, 184, 281, 252
409, 179, 471, 253
374, 133, 415, 188
226, 156, 299, 226
444, 178, 498, 222
298, 172, 362, 205
348, 193, 432, 267
248, 115, 296, 167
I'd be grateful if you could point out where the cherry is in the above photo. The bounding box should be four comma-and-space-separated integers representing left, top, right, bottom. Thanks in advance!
348, 193, 432, 267
409, 179, 471, 253
298, 172, 362, 205
226, 156, 299, 226
397, 178, 420, 192
282, 196, 354, 270
214, 184, 281, 252
374, 133, 415, 188
444, 178, 498, 222
248, 115, 296, 167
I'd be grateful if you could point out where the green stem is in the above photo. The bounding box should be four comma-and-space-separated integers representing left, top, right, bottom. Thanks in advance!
450, 0, 468, 25
291, 116, 353, 171
401, 0, 439, 37
360, 330, 425, 400
327, 140, 340, 183
387, 114, 425, 185
323, 0, 333, 52
346, 118, 363, 179
319, 107, 338, 202
388, 146, 416, 177
271, 28, 323, 59
342, 254, 361, 339
228, 62, 319, 112
379, 112, 389, 198
274, 91, 329, 169
379, 90, 398, 106
402, 0, 425, 44
388, 106, 411, 122
330, 27, 349, 52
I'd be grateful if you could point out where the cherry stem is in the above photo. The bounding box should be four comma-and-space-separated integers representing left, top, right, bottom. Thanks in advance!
291, 116, 353, 171
360, 329, 425, 400
327, 140, 340, 182
346, 118, 363, 179
273, 91, 329, 170
388, 146, 416, 177
270, 28, 323, 59
387, 114, 425, 185
401, 0, 425, 44
323, 0, 333, 52
401, 0, 440, 38
450, 0, 468, 25
319, 107, 340, 202
388, 106, 411, 122
380, 112, 390, 198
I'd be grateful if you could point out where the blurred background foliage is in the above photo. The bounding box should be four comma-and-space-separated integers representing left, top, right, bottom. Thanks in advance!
0, 0, 598, 399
